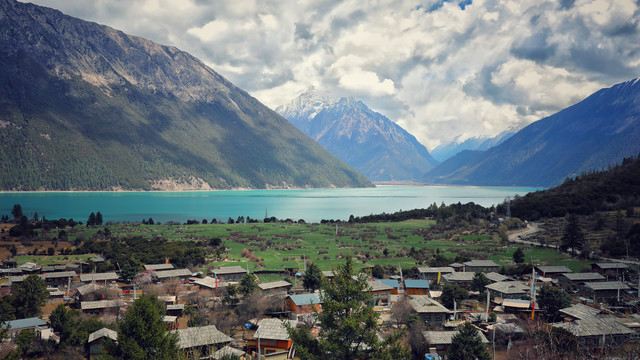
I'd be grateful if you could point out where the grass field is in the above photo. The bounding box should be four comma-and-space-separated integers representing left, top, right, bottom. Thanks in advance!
58, 220, 589, 273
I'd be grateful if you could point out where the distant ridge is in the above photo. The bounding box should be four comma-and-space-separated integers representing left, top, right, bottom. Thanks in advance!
430, 131, 515, 162
0, 0, 372, 190
277, 87, 438, 181
424, 78, 640, 187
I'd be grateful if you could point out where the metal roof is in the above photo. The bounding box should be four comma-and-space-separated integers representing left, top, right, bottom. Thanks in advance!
155, 269, 192, 279
144, 263, 174, 271
3, 317, 47, 330
254, 318, 297, 341
378, 279, 399, 288
585, 281, 630, 291
405, 280, 430, 289
485, 281, 529, 294
594, 262, 629, 270
289, 293, 321, 306
423, 330, 488, 345
80, 272, 119, 282
88, 327, 117, 343
258, 280, 292, 290
173, 325, 233, 349
417, 267, 455, 274
559, 303, 602, 320
367, 280, 394, 292
552, 316, 635, 337
211, 266, 248, 275
536, 266, 572, 274
559, 272, 606, 281
409, 295, 451, 314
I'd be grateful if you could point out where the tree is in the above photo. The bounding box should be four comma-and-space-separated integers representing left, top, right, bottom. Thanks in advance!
513, 247, 525, 264
49, 304, 77, 343
372, 264, 385, 279
537, 285, 572, 321
238, 273, 258, 296
561, 213, 584, 257
288, 256, 410, 360
303, 262, 323, 292
15, 330, 35, 356
390, 296, 414, 326
12, 274, 48, 318
11, 204, 23, 219
115, 295, 179, 360
87, 212, 96, 226
120, 257, 142, 282
440, 284, 468, 309
0, 296, 16, 322
9, 245, 17, 257
470, 272, 490, 292
447, 322, 490, 360
96, 211, 103, 225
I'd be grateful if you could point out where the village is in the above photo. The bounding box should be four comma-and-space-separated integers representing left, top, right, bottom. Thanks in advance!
2, 253, 639, 359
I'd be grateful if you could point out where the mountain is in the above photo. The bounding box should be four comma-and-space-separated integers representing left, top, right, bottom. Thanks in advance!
430, 130, 515, 162
0, 0, 372, 190
424, 78, 640, 187
276, 87, 438, 181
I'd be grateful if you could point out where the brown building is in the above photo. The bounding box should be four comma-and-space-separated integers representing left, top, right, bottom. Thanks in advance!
404, 280, 430, 296
258, 280, 292, 297
286, 293, 321, 314
247, 318, 297, 359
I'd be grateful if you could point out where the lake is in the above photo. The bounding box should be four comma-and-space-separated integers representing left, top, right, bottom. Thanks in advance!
0, 186, 542, 224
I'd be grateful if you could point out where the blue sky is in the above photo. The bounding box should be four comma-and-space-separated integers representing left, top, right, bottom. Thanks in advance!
25, 0, 640, 149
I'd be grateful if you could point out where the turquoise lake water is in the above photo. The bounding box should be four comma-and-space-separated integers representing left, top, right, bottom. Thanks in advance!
0, 186, 542, 224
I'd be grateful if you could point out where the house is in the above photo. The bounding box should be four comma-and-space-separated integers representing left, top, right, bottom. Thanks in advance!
213, 346, 247, 360
193, 276, 227, 295
247, 318, 297, 359
591, 263, 629, 279
535, 265, 572, 278
417, 267, 455, 282
166, 304, 185, 317
3, 317, 48, 340
422, 329, 488, 353
449, 263, 464, 272
76, 283, 105, 302
163, 315, 179, 331
79, 272, 119, 284
498, 299, 531, 314
258, 280, 292, 297
485, 281, 530, 300
80, 300, 121, 315
366, 280, 394, 305
286, 293, 321, 315
559, 303, 603, 322
409, 295, 451, 328
404, 280, 430, 296
322, 271, 336, 280
144, 263, 174, 271
485, 272, 509, 283
210, 266, 248, 282
462, 260, 499, 273
8, 271, 76, 287
552, 316, 636, 348
173, 325, 233, 358
88, 327, 117, 358
442, 272, 474, 289
378, 279, 400, 295
581, 281, 630, 303
557, 272, 606, 289
155, 269, 192, 283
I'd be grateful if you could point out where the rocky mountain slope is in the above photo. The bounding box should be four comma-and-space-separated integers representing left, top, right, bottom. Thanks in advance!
276, 87, 438, 181
430, 131, 515, 162
424, 78, 640, 186
0, 0, 372, 190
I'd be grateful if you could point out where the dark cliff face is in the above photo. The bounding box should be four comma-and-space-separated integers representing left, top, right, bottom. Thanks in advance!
277, 88, 439, 182
424, 79, 640, 187
0, 0, 373, 190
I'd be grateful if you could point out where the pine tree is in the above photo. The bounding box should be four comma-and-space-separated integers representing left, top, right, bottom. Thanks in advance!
470, 272, 490, 292
447, 322, 490, 360
561, 213, 585, 257
303, 262, 323, 292
513, 247, 525, 264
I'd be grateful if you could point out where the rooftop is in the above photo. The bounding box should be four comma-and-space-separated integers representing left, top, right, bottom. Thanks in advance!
593, 262, 629, 270
76, 283, 103, 296
559, 273, 606, 282
486, 272, 508, 283
155, 269, 192, 279
443, 272, 474, 282
80, 300, 121, 310
417, 267, 455, 274
367, 280, 394, 292
485, 281, 529, 294
559, 303, 602, 320
584, 281, 630, 291
173, 325, 233, 349
193, 276, 228, 289
88, 327, 118, 343
378, 279, 399, 289
254, 318, 297, 341
536, 265, 572, 274
289, 293, 321, 306
258, 280, 291, 290
211, 266, 248, 275
144, 263, 174, 271
463, 260, 498, 267
552, 316, 635, 337
79, 272, 119, 282
423, 330, 488, 345
3, 317, 47, 330
405, 280, 430, 289
410, 295, 451, 314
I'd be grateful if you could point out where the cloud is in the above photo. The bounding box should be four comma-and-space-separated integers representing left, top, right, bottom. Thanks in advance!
23, 0, 640, 149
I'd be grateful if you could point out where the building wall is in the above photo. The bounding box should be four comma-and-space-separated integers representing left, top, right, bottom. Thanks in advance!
286, 298, 320, 314
406, 288, 429, 296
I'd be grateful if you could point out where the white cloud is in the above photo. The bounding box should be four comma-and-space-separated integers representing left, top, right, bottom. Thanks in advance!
22, 0, 640, 149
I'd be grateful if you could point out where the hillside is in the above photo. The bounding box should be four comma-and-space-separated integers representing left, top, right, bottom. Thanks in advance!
424, 78, 640, 186
430, 130, 515, 162
0, 0, 372, 190
276, 87, 438, 181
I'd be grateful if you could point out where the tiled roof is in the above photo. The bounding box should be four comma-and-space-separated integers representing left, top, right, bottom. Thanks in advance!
560, 273, 606, 282
409, 295, 451, 314
80, 272, 119, 282
254, 318, 297, 341
594, 262, 629, 270
194, 276, 227, 289
173, 325, 233, 349
88, 328, 117, 343
76, 283, 103, 296
289, 293, 321, 306
155, 269, 192, 279
485, 281, 529, 294
211, 266, 248, 275
559, 303, 602, 320
405, 280, 430, 289
144, 263, 174, 271
258, 280, 291, 290
585, 281, 630, 291
485, 272, 508, 283
167, 304, 185, 311
552, 316, 635, 337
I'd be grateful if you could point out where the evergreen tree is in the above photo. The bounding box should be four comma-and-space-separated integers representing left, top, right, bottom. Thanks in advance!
49, 304, 77, 343
447, 322, 490, 360
288, 256, 410, 360
470, 272, 490, 292
372, 264, 385, 279
11, 204, 23, 219
120, 257, 142, 282
238, 273, 258, 296
537, 286, 572, 321
115, 295, 179, 360
561, 213, 585, 257
303, 262, 323, 292
440, 284, 468, 308
12, 274, 48, 318
87, 212, 96, 226
96, 211, 103, 225
513, 247, 525, 264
